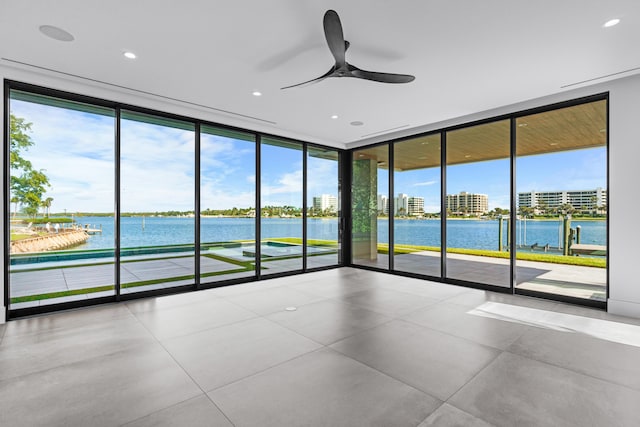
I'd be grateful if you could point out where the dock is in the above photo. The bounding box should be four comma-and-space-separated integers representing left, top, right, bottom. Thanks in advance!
570, 243, 607, 256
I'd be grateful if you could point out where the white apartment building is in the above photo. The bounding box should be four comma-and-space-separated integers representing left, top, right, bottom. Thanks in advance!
518, 188, 607, 211
394, 193, 409, 216
446, 192, 489, 215
312, 194, 338, 213
408, 197, 425, 216
392, 194, 425, 216
377, 194, 389, 215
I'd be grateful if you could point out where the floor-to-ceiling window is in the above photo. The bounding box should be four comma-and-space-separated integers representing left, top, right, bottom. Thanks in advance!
351, 145, 389, 269
200, 126, 257, 283
515, 99, 607, 301
8, 90, 115, 308
445, 120, 511, 288
307, 146, 341, 269
4, 83, 344, 318
393, 134, 441, 277
120, 111, 195, 294
260, 137, 304, 275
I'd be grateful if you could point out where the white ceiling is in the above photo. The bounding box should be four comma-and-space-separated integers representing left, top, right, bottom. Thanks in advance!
1, 0, 639, 149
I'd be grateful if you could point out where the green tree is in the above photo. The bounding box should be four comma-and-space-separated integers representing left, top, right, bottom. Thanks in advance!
9, 113, 51, 218
13, 170, 50, 218
42, 196, 54, 217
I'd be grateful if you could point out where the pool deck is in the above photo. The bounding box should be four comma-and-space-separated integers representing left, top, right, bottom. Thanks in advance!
8, 251, 604, 309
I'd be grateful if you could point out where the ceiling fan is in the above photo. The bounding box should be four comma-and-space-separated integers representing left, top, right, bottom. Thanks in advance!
281, 10, 415, 89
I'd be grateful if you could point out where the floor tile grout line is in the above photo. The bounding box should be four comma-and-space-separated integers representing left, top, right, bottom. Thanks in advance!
442, 348, 506, 405
500, 348, 640, 394
116, 394, 236, 427
220, 290, 331, 318
0, 338, 160, 386
398, 310, 533, 352
123, 306, 226, 424
262, 308, 397, 348
204, 393, 238, 427
2, 305, 137, 340
326, 343, 447, 407
205, 346, 330, 395
129, 317, 240, 427
323, 292, 443, 320
130, 303, 321, 402
126, 300, 261, 341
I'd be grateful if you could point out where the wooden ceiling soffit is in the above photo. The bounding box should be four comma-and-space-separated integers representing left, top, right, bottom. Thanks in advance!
353, 99, 606, 172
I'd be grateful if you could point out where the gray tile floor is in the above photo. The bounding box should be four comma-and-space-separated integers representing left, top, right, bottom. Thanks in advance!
1, 267, 639, 427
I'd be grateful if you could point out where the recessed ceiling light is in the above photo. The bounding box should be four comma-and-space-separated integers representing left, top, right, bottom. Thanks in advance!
603, 18, 620, 28
123, 51, 137, 59
549, 142, 559, 146
252, 91, 262, 97
465, 155, 471, 158
331, 115, 339, 119
350, 121, 364, 126
518, 123, 528, 127
39, 25, 74, 42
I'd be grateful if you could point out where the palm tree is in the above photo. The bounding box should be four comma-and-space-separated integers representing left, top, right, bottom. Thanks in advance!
11, 196, 19, 218
42, 197, 53, 218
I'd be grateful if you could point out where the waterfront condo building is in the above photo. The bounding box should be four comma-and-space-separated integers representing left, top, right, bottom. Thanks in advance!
446, 191, 489, 215
312, 194, 338, 214
518, 188, 607, 212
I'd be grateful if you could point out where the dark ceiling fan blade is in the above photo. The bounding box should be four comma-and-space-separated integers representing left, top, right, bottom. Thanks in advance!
281, 67, 336, 89
351, 68, 415, 84
323, 10, 346, 67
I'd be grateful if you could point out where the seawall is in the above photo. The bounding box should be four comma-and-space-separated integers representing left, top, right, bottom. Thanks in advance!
11, 230, 89, 254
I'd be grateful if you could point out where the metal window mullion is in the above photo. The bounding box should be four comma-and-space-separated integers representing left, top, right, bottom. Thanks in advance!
255, 135, 261, 279
388, 143, 394, 271
302, 144, 308, 271
115, 107, 121, 300
194, 123, 201, 290
441, 131, 447, 280
510, 118, 517, 293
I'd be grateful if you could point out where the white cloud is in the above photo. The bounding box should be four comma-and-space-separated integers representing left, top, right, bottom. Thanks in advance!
413, 180, 437, 187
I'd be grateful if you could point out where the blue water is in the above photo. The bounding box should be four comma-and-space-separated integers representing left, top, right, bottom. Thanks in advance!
67, 216, 606, 251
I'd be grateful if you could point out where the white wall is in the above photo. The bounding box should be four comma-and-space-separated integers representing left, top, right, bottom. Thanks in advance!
2, 65, 640, 322
606, 75, 640, 318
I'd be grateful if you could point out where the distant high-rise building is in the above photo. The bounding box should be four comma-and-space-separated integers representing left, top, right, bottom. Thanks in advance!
394, 193, 409, 216
377, 194, 389, 215
446, 191, 489, 215
408, 197, 425, 216
312, 194, 338, 213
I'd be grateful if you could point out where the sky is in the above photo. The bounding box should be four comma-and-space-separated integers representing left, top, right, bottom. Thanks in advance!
10, 99, 338, 213
11, 98, 605, 214
392, 147, 606, 212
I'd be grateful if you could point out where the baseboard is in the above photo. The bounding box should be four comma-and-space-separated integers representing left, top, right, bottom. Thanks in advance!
608, 298, 640, 319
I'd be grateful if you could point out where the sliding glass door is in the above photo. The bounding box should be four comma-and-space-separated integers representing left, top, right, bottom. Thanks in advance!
307, 146, 341, 268
8, 90, 116, 308
120, 111, 195, 294
515, 100, 607, 301
200, 126, 257, 283
445, 120, 511, 288
260, 138, 304, 275
393, 135, 441, 277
